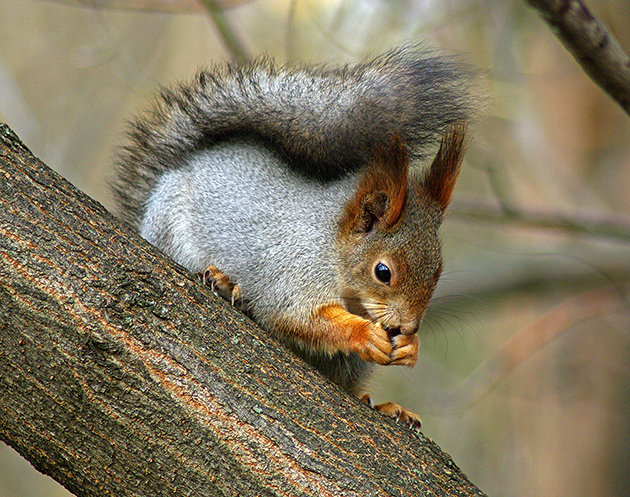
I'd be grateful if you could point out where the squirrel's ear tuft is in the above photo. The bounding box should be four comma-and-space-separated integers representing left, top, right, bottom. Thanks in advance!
422, 124, 468, 211
338, 135, 409, 235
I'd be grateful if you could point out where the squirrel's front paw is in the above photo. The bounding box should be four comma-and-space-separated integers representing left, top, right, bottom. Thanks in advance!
353, 322, 419, 366
317, 305, 418, 366
389, 333, 419, 367
354, 321, 395, 365
356, 323, 419, 366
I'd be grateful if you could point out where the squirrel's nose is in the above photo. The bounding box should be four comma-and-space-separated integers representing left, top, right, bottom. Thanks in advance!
399, 308, 425, 335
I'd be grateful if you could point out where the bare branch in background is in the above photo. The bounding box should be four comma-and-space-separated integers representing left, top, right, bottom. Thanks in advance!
451, 196, 630, 244
199, 0, 250, 62
40, 0, 252, 13
526, 0, 630, 116
41, 0, 252, 61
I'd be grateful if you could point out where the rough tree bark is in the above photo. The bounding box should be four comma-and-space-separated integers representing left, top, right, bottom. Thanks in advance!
0, 123, 486, 497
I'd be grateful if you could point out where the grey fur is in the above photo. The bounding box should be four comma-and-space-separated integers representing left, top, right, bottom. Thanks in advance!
141, 140, 355, 330
112, 45, 473, 229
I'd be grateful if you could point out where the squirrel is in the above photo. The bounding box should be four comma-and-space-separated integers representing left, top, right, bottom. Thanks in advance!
112, 46, 473, 430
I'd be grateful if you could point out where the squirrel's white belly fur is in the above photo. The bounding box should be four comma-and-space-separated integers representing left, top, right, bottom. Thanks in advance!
141, 140, 355, 327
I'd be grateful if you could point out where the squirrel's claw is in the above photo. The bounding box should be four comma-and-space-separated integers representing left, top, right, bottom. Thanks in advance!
198, 265, 242, 307
354, 320, 419, 366
361, 395, 422, 431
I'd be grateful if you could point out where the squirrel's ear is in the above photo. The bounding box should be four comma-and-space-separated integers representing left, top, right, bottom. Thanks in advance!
339, 135, 408, 235
422, 124, 468, 211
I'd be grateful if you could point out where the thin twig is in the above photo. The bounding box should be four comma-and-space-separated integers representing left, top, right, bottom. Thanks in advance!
526, 0, 630, 116
451, 196, 630, 244
40, 0, 251, 13
199, 0, 250, 62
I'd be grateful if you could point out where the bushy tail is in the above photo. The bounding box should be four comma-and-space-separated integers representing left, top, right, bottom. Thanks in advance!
112, 45, 474, 228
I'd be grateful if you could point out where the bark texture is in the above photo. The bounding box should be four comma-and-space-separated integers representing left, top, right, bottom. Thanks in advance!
0, 123, 485, 496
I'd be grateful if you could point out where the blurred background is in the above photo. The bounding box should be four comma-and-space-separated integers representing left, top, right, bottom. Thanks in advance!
0, 0, 629, 495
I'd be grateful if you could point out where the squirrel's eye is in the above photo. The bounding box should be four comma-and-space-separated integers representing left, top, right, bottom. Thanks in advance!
374, 262, 391, 285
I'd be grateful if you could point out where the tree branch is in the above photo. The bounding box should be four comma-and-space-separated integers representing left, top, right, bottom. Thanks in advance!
526, 0, 630, 116
40, 0, 252, 13
0, 122, 485, 496
199, 0, 250, 62
451, 196, 630, 244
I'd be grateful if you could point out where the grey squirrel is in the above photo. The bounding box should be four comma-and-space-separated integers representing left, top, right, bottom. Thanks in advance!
112, 46, 473, 429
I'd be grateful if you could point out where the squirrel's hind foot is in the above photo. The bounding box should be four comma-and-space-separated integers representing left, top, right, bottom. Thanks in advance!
360, 394, 422, 431
198, 265, 242, 306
